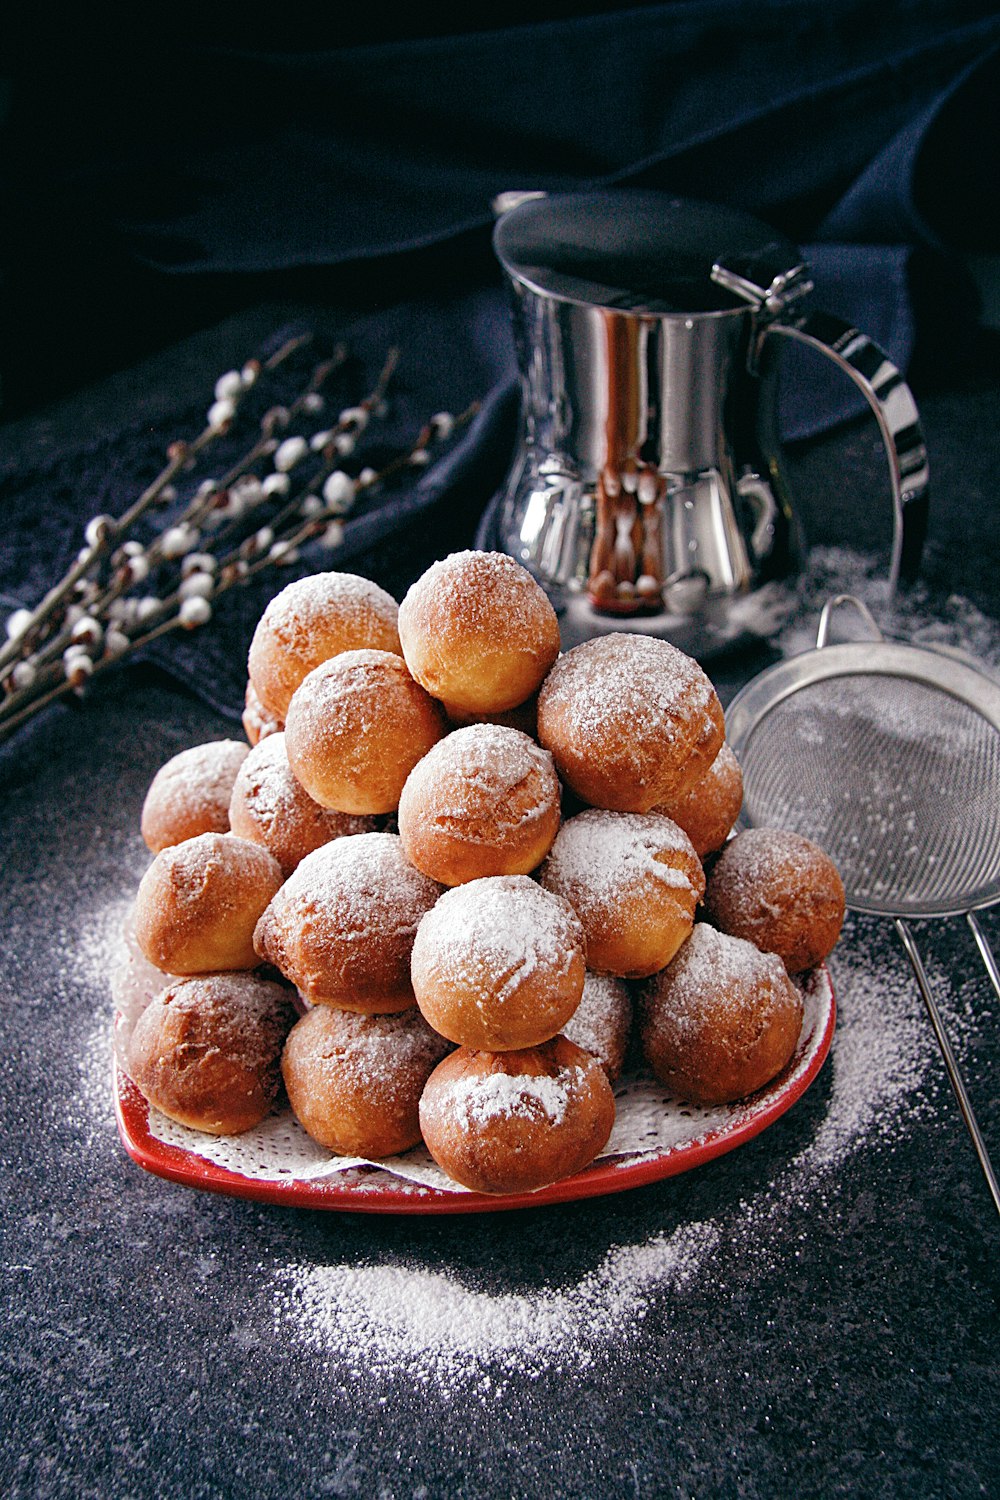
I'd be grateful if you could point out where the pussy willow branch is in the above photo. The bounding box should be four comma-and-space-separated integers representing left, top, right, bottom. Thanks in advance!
0, 381, 478, 746
16, 342, 363, 685
0, 331, 316, 682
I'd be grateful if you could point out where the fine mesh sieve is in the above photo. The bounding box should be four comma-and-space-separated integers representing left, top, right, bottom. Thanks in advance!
727, 595, 1000, 1216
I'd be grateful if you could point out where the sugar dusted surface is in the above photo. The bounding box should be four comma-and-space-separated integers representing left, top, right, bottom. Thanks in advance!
400, 550, 556, 645
542, 809, 702, 910
426, 1063, 589, 1132
562, 971, 632, 1075
411, 875, 583, 999
287, 1007, 451, 1095
256, 832, 442, 964
259, 571, 399, 648
230, 733, 374, 863
539, 632, 715, 755
401, 723, 558, 840
141, 739, 249, 843
646, 922, 792, 1025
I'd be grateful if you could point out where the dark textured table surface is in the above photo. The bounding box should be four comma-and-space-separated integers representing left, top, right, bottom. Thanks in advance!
1, 305, 998, 1500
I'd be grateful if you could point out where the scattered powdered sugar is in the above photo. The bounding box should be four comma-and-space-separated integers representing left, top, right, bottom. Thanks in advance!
271, 915, 955, 1394
66, 544, 1000, 1403
275, 1219, 719, 1393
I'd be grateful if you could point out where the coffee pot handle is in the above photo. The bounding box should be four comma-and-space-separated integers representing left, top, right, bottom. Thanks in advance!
757, 312, 929, 592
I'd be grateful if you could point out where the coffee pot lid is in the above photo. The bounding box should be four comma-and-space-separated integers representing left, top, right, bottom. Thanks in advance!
493, 190, 805, 315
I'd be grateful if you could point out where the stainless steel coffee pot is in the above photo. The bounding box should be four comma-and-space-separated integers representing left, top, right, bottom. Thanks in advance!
490, 191, 929, 655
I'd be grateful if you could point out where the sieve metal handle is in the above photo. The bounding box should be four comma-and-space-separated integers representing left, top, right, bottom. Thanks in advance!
815, 594, 884, 650
968, 911, 1000, 1008
894, 917, 1000, 1218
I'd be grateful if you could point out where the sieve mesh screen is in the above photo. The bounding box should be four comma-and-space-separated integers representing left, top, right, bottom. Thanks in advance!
738, 673, 1000, 917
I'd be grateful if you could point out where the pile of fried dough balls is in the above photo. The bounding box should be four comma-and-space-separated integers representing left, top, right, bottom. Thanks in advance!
125, 552, 845, 1195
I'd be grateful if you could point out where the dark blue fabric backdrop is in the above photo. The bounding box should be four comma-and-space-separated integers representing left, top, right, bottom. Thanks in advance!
2, 3, 999, 718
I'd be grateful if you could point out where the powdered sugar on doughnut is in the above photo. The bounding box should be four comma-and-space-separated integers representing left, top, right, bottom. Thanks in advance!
539, 632, 715, 750
260, 833, 442, 950
427, 1064, 590, 1131
401, 724, 558, 836
400, 550, 554, 640
229, 733, 374, 863
562, 972, 632, 1076
413, 876, 583, 1002
542, 809, 703, 905
289, 1008, 451, 1093
644, 923, 790, 1037
708, 827, 827, 907
141, 739, 249, 847
136, 972, 296, 1076
257, 572, 399, 655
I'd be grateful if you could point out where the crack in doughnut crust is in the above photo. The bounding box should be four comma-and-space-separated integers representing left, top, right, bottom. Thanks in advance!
536, 632, 724, 812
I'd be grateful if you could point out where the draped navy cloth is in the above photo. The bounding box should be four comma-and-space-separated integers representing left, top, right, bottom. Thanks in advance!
1, 3, 998, 715
2, 3, 998, 413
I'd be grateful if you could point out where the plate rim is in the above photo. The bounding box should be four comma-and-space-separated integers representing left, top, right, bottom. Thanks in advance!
114, 966, 836, 1216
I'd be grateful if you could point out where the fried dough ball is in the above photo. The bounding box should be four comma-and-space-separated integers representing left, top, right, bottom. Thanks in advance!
253, 832, 443, 1013
247, 571, 401, 719
134, 833, 284, 974
540, 809, 704, 977
126, 972, 297, 1134
242, 680, 282, 747
653, 742, 744, 858
536, 632, 724, 812
228, 732, 376, 875
640, 923, 803, 1104
561, 971, 633, 1083
140, 740, 249, 853
281, 1005, 452, 1157
419, 1038, 616, 1194
397, 724, 561, 885
705, 827, 846, 973
411, 875, 586, 1051
284, 649, 447, 815
397, 550, 560, 715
